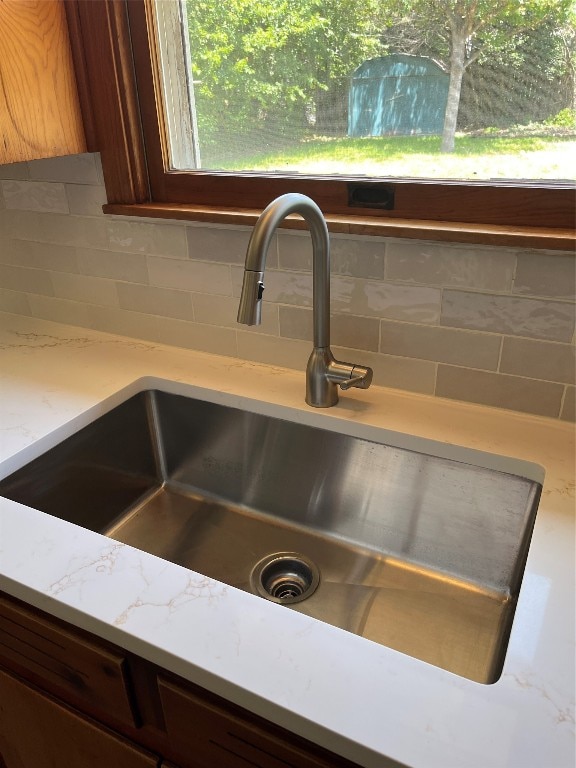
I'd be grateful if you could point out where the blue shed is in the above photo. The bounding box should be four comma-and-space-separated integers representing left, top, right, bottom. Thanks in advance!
348, 54, 449, 137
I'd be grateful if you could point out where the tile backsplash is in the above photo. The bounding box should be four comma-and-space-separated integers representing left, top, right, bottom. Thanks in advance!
0, 153, 574, 421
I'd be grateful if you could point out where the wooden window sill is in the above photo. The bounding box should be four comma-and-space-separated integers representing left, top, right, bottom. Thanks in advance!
103, 202, 575, 251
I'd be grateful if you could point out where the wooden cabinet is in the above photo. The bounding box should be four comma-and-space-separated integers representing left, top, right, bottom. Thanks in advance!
158, 676, 352, 768
0, 669, 158, 768
0, 592, 359, 768
0, 0, 86, 164
0, 594, 138, 728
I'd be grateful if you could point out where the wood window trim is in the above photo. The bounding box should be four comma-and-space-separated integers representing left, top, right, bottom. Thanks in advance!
67, 0, 575, 251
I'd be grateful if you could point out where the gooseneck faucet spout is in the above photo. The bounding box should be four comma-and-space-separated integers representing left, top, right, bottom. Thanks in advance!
237, 193, 373, 407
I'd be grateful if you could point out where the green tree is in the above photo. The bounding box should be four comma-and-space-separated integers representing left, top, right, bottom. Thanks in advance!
381, 0, 575, 151
185, 0, 381, 153
460, 12, 576, 129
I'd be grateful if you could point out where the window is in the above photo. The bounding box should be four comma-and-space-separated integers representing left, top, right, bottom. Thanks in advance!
67, 0, 575, 245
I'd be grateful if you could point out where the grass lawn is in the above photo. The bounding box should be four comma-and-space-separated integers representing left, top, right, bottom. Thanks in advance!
208, 134, 576, 180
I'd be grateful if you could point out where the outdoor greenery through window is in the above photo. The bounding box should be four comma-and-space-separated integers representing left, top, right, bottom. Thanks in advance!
156, 0, 576, 183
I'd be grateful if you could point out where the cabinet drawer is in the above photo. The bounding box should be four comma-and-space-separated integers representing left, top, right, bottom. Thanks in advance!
0, 594, 137, 727
158, 676, 358, 768
0, 668, 158, 768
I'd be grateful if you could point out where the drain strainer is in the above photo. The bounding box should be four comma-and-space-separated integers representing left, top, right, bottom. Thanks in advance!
250, 552, 320, 605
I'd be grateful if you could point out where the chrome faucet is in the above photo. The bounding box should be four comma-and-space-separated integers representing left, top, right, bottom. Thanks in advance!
237, 193, 373, 407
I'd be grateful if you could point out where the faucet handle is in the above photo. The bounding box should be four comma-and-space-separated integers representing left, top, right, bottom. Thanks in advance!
340, 375, 366, 391
339, 365, 373, 391
307, 351, 373, 407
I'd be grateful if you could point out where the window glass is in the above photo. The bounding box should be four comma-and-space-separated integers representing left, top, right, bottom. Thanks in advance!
155, 0, 576, 182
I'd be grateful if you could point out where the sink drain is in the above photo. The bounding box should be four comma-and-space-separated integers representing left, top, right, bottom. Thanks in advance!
251, 553, 320, 605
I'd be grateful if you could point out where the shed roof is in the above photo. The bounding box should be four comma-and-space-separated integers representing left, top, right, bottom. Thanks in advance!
353, 54, 447, 80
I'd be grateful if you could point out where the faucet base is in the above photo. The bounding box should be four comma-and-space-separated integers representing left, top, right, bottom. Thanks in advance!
306, 348, 373, 408
306, 348, 339, 407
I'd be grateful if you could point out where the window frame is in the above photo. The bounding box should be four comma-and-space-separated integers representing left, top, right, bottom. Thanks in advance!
67, 0, 575, 249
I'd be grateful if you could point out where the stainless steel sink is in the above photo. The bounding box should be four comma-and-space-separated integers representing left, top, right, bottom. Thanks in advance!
0, 389, 541, 683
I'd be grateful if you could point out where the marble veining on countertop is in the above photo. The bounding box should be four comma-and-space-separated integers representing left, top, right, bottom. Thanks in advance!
0, 312, 574, 768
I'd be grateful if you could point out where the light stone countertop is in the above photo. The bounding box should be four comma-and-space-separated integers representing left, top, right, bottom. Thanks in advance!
0, 312, 574, 768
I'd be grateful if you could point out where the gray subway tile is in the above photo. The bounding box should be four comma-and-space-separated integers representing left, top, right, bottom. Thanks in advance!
500, 337, 576, 385
106, 219, 188, 258
237, 270, 441, 323
148, 315, 238, 357
386, 241, 515, 291
75, 305, 161, 341
279, 306, 379, 352
50, 273, 119, 308
442, 290, 575, 342
27, 154, 101, 185
231, 265, 245, 297
331, 237, 386, 280
0, 288, 31, 315
1, 181, 69, 214
232, 265, 311, 305
0, 161, 29, 180
0, 240, 78, 273
117, 283, 194, 321
94, 154, 105, 185
251, 270, 313, 307
193, 293, 279, 335
148, 256, 232, 295
334, 279, 441, 323
3, 210, 109, 250
277, 232, 313, 271
513, 250, 576, 300
379, 320, 501, 370
375, 355, 436, 394
186, 225, 263, 265
278, 305, 314, 339
76, 247, 148, 283
560, 387, 575, 422
66, 184, 107, 216
436, 365, 563, 417
25, 298, 177, 351
278, 232, 385, 279
27, 294, 110, 329
237, 331, 310, 371
0, 264, 53, 296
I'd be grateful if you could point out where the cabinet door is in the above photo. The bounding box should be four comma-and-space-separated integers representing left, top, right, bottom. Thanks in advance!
0, 0, 86, 163
0, 595, 137, 728
158, 676, 358, 768
0, 669, 158, 768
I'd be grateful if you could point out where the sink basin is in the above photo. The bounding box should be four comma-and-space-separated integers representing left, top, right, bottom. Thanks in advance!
0, 387, 541, 683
